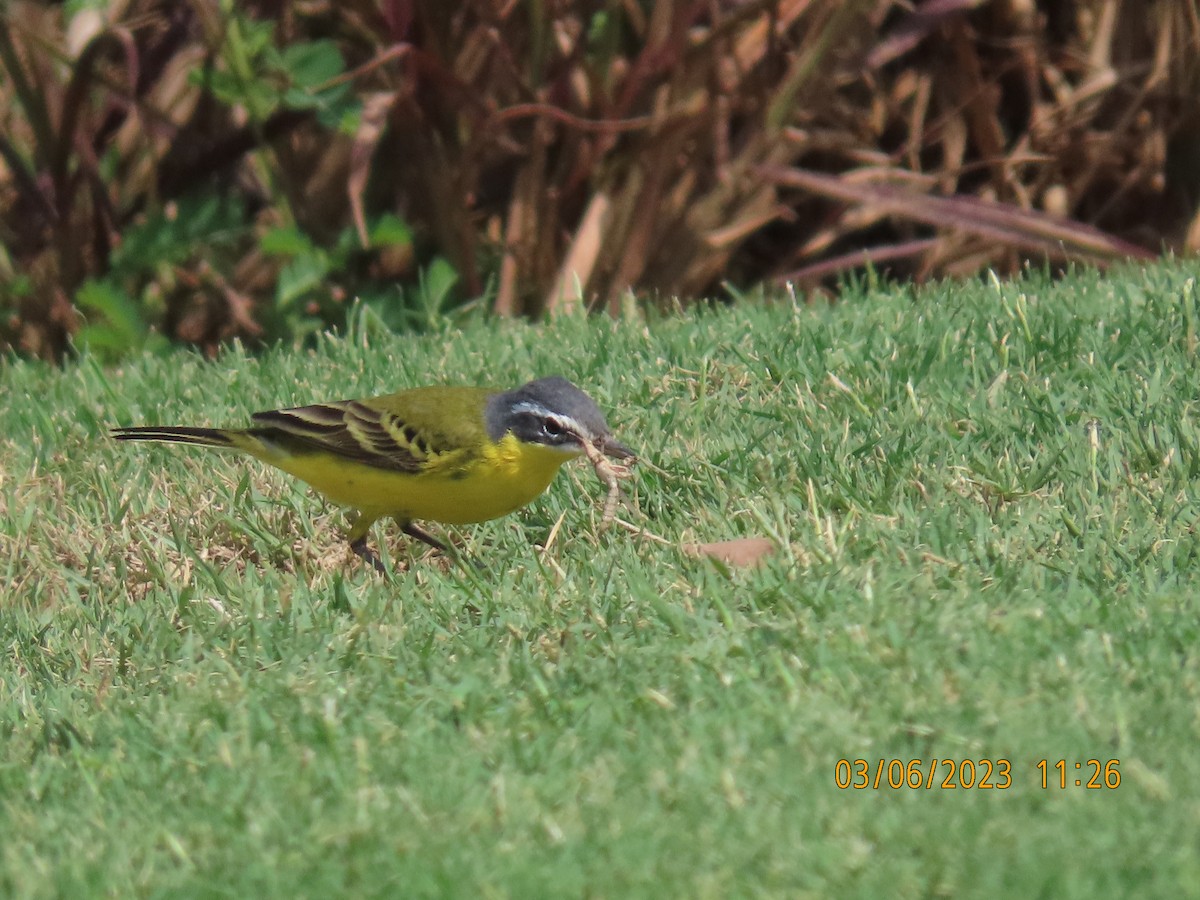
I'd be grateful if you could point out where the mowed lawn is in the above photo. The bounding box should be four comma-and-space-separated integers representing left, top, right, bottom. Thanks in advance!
3, 264, 1200, 897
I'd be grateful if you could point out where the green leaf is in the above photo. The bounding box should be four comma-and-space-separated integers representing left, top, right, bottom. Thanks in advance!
260, 226, 317, 258
276, 253, 330, 309
423, 256, 458, 301
410, 256, 459, 328
75, 279, 146, 355
280, 41, 345, 89
195, 68, 280, 116
111, 195, 245, 274
368, 214, 413, 248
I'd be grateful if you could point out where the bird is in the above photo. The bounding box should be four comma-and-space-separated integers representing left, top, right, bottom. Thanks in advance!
112, 376, 635, 571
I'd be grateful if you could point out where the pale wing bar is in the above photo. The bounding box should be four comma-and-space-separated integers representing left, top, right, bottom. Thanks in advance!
250, 402, 426, 473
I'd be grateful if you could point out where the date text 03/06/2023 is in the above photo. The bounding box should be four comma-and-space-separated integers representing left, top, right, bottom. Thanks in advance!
833, 759, 1122, 790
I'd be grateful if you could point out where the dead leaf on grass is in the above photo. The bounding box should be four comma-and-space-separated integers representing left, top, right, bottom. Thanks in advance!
682, 537, 777, 567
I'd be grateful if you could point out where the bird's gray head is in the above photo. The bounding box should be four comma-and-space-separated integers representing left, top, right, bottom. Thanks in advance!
486, 376, 634, 460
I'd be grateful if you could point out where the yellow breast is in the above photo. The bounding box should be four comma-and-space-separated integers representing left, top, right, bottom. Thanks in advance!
271, 433, 578, 525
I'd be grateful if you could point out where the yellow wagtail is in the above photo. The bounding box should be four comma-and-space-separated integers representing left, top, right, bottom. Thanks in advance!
113, 376, 635, 570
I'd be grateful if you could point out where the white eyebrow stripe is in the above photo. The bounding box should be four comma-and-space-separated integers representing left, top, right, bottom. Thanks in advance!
509, 402, 588, 436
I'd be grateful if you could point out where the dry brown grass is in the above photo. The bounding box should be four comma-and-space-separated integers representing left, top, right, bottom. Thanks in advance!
1, 0, 1196, 359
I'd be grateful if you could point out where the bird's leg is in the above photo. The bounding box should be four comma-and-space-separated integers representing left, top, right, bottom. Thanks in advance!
347, 512, 386, 573
398, 520, 449, 553
397, 519, 487, 574
349, 536, 386, 574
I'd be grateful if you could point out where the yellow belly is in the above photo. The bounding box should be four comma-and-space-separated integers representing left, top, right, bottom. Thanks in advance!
265, 434, 576, 525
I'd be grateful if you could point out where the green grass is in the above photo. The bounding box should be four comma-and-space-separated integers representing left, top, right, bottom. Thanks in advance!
4, 263, 1200, 897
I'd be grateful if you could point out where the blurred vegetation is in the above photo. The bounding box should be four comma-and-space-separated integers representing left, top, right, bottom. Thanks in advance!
0, 0, 1196, 360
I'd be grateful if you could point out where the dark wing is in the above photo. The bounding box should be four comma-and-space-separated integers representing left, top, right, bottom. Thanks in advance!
249, 400, 447, 473
249, 386, 495, 473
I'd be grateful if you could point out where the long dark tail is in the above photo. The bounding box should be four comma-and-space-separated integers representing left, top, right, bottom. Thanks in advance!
111, 426, 238, 448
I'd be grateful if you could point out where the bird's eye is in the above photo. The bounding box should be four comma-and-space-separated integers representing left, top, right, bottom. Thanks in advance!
542, 417, 564, 437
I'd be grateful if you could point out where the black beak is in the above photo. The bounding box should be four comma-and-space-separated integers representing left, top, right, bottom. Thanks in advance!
599, 435, 636, 462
